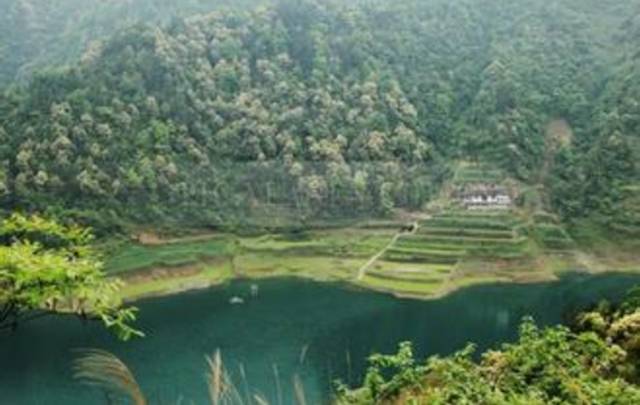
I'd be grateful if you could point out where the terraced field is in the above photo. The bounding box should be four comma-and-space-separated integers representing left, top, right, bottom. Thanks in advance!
107, 227, 402, 299
356, 208, 531, 296
105, 237, 230, 274
106, 162, 639, 301
356, 162, 538, 296
531, 212, 575, 253
109, 162, 624, 301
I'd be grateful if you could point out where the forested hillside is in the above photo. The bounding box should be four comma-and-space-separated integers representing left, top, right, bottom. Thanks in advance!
0, 0, 265, 86
548, 5, 640, 237
0, 0, 638, 235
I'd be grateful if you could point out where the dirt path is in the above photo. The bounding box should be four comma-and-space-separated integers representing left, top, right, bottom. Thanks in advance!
356, 221, 420, 280
356, 233, 402, 280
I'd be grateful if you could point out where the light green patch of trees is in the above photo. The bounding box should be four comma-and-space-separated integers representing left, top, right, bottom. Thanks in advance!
0, 214, 140, 340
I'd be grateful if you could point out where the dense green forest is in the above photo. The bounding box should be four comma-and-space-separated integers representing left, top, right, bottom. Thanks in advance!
0, 0, 638, 235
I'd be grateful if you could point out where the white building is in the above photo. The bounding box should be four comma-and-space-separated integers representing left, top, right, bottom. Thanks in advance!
457, 184, 512, 210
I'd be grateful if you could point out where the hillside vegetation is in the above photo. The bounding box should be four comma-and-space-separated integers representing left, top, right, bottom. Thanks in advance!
0, 0, 638, 238
103, 161, 637, 302
0, 0, 266, 86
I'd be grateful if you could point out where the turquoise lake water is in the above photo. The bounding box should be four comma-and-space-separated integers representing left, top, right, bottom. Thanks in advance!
1, 273, 639, 404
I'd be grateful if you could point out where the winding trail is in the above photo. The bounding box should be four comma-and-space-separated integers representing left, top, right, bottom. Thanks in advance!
356, 233, 401, 280
356, 221, 420, 281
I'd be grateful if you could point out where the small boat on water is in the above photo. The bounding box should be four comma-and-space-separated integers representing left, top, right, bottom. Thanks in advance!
229, 296, 245, 305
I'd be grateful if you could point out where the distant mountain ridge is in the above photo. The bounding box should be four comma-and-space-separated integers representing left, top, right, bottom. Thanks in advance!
0, 0, 268, 86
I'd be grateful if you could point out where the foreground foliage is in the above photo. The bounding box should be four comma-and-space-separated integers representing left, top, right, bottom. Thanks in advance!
337, 287, 640, 404
0, 214, 140, 339
74, 349, 289, 405
71, 285, 640, 404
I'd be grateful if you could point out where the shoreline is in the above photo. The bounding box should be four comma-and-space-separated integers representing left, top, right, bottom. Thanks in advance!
117, 261, 639, 303
110, 224, 640, 303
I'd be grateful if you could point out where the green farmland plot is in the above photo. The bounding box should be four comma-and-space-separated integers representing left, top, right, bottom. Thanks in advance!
105, 238, 230, 274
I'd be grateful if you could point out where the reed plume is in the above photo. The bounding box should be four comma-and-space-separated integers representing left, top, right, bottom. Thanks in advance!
73, 349, 146, 405
72, 348, 311, 405
206, 349, 245, 405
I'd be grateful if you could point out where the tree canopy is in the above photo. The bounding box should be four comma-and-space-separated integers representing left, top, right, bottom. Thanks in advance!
0, 0, 637, 235
0, 214, 140, 340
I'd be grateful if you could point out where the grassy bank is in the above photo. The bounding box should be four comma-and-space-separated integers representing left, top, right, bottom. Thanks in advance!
106, 163, 639, 301
107, 227, 396, 300
105, 222, 638, 302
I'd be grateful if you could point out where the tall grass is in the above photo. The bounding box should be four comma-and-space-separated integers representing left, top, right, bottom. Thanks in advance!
74, 349, 310, 405
73, 349, 147, 405
207, 349, 247, 405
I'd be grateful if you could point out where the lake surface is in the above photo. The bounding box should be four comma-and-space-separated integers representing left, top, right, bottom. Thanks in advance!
1, 273, 639, 404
